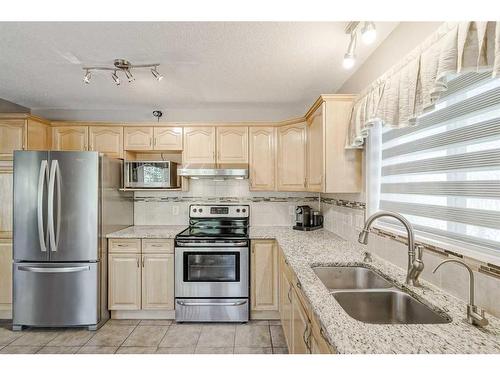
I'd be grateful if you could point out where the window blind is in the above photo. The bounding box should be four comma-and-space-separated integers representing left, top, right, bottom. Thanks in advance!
375, 73, 500, 251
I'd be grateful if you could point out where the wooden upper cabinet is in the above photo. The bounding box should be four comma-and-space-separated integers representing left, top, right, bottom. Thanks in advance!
0, 120, 25, 159
249, 127, 275, 191
323, 96, 362, 193
124, 127, 153, 151
183, 127, 216, 164
89, 126, 123, 158
251, 240, 279, 314
277, 122, 307, 191
142, 253, 174, 310
0, 166, 13, 239
154, 127, 183, 151
52, 126, 88, 151
216, 126, 248, 164
306, 104, 324, 192
27, 118, 50, 151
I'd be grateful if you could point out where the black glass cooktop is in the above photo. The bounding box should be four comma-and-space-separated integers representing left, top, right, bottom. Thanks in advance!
176, 226, 248, 238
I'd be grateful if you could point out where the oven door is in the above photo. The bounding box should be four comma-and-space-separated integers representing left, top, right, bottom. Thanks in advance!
175, 247, 248, 298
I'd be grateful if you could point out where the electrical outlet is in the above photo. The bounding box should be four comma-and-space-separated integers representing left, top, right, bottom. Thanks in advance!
172, 205, 179, 216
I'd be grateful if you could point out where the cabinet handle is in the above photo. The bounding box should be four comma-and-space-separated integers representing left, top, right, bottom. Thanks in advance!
296, 280, 302, 289
303, 178, 307, 188
302, 323, 311, 351
153, 137, 156, 147
136, 258, 139, 268
320, 327, 328, 342
287, 286, 292, 303
142, 256, 145, 268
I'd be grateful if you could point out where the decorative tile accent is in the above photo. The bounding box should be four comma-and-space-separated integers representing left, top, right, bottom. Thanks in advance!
320, 197, 366, 210
133, 195, 320, 203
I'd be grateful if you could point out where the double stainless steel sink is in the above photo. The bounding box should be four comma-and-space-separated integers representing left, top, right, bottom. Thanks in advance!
313, 266, 451, 324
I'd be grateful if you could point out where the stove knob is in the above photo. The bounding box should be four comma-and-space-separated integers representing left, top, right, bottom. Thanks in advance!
199, 208, 203, 213
193, 208, 197, 213
236, 208, 240, 213
242, 208, 246, 213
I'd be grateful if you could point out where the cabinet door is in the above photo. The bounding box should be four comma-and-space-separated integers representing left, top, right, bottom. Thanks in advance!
251, 240, 279, 313
0, 165, 13, 239
27, 118, 50, 151
310, 315, 333, 354
154, 127, 183, 151
291, 287, 310, 354
306, 104, 324, 192
142, 254, 174, 310
0, 240, 12, 310
108, 253, 141, 310
52, 126, 88, 151
277, 122, 307, 191
124, 127, 153, 151
89, 126, 123, 158
216, 126, 248, 164
183, 127, 216, 164
249, 127, 275, 191
279, 259, 293, 349
0, 120, 25, 159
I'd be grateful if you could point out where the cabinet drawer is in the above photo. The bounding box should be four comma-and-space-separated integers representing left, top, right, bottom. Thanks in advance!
109, 238, 141, 253
142, 239, 174, 254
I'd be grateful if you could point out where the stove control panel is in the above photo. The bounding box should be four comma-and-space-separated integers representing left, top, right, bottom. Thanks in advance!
189, 204, 249, 218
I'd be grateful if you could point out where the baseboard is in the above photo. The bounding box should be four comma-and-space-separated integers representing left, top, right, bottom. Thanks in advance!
111, 310, 175, 320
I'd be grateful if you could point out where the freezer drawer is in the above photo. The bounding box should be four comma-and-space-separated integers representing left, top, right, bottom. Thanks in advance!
175, 298, 249, 322
13, 262, 99, 328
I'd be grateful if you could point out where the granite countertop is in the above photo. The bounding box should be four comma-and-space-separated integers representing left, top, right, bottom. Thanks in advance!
106, 225, 186, 239
250, 227, 500, 354
106, 225, 500, 353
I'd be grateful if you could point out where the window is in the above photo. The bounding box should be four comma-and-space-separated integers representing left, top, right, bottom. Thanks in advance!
367, 72, 500, 259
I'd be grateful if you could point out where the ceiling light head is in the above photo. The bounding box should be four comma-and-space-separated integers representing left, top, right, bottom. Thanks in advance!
124, 69, 135, 82
361, 22, 377, 45
111, 71, 120, 85
83, 70, 91, 84
151, 67, 163, 81
343, 33, 357, 69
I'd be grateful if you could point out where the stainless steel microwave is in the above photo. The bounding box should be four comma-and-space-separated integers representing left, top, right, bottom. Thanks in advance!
124, 161, 179, 188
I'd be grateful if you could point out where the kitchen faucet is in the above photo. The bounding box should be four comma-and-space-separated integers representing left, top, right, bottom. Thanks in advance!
358, 211, 424, 286
433, 259, 489, 327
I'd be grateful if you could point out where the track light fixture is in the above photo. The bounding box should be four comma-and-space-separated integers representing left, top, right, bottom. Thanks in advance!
82, 59, 162, 85
151, 67, 163, 81
343, 32, 357, 70
342, 22, 377, 69
361, 22, 377, 45
83, 70, 91, 84
111, 70, 120, 85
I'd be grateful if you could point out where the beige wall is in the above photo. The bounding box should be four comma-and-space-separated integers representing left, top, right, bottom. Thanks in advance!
337, 22, 441, 94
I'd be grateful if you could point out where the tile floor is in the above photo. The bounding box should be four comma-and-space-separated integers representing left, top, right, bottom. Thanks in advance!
0, 319, 288, 354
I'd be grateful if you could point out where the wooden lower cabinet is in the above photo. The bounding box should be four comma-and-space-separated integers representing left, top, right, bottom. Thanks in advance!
250, 240, 279, 318
142, 254, 174, 310
277, 244, 335, 354
108, 238, 175, 313
108, 253, 142, 310
0, 240, 12, 315
291, 287, 311, 354
279, 260, 293, 349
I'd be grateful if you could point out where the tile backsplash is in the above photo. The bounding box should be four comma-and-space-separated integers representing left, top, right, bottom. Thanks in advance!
133, 179, 319, 227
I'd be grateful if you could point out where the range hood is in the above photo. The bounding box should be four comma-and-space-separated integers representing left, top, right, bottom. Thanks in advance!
178, 166, 249, 180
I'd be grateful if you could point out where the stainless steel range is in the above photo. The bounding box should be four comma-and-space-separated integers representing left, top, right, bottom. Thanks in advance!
175, 204, 249, 322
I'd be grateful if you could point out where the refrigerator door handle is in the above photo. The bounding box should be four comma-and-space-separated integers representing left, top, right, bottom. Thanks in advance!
18, 265, 90, 273
37, 160, 49, 252
48, 160, 61, 252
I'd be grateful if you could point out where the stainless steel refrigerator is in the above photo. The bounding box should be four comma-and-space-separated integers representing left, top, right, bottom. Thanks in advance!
12, 151, 133, 330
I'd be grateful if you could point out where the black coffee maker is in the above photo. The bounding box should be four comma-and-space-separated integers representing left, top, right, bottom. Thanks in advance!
293, 205, 323, 231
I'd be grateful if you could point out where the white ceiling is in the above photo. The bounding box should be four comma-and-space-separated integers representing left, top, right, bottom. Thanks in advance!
0, 22, 398, 122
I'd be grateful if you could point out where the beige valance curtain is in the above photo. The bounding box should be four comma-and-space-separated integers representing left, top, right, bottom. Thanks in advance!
346, 21, 500, 148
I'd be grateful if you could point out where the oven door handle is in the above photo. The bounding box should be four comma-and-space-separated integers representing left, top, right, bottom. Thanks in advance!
177, 300, 247, 307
